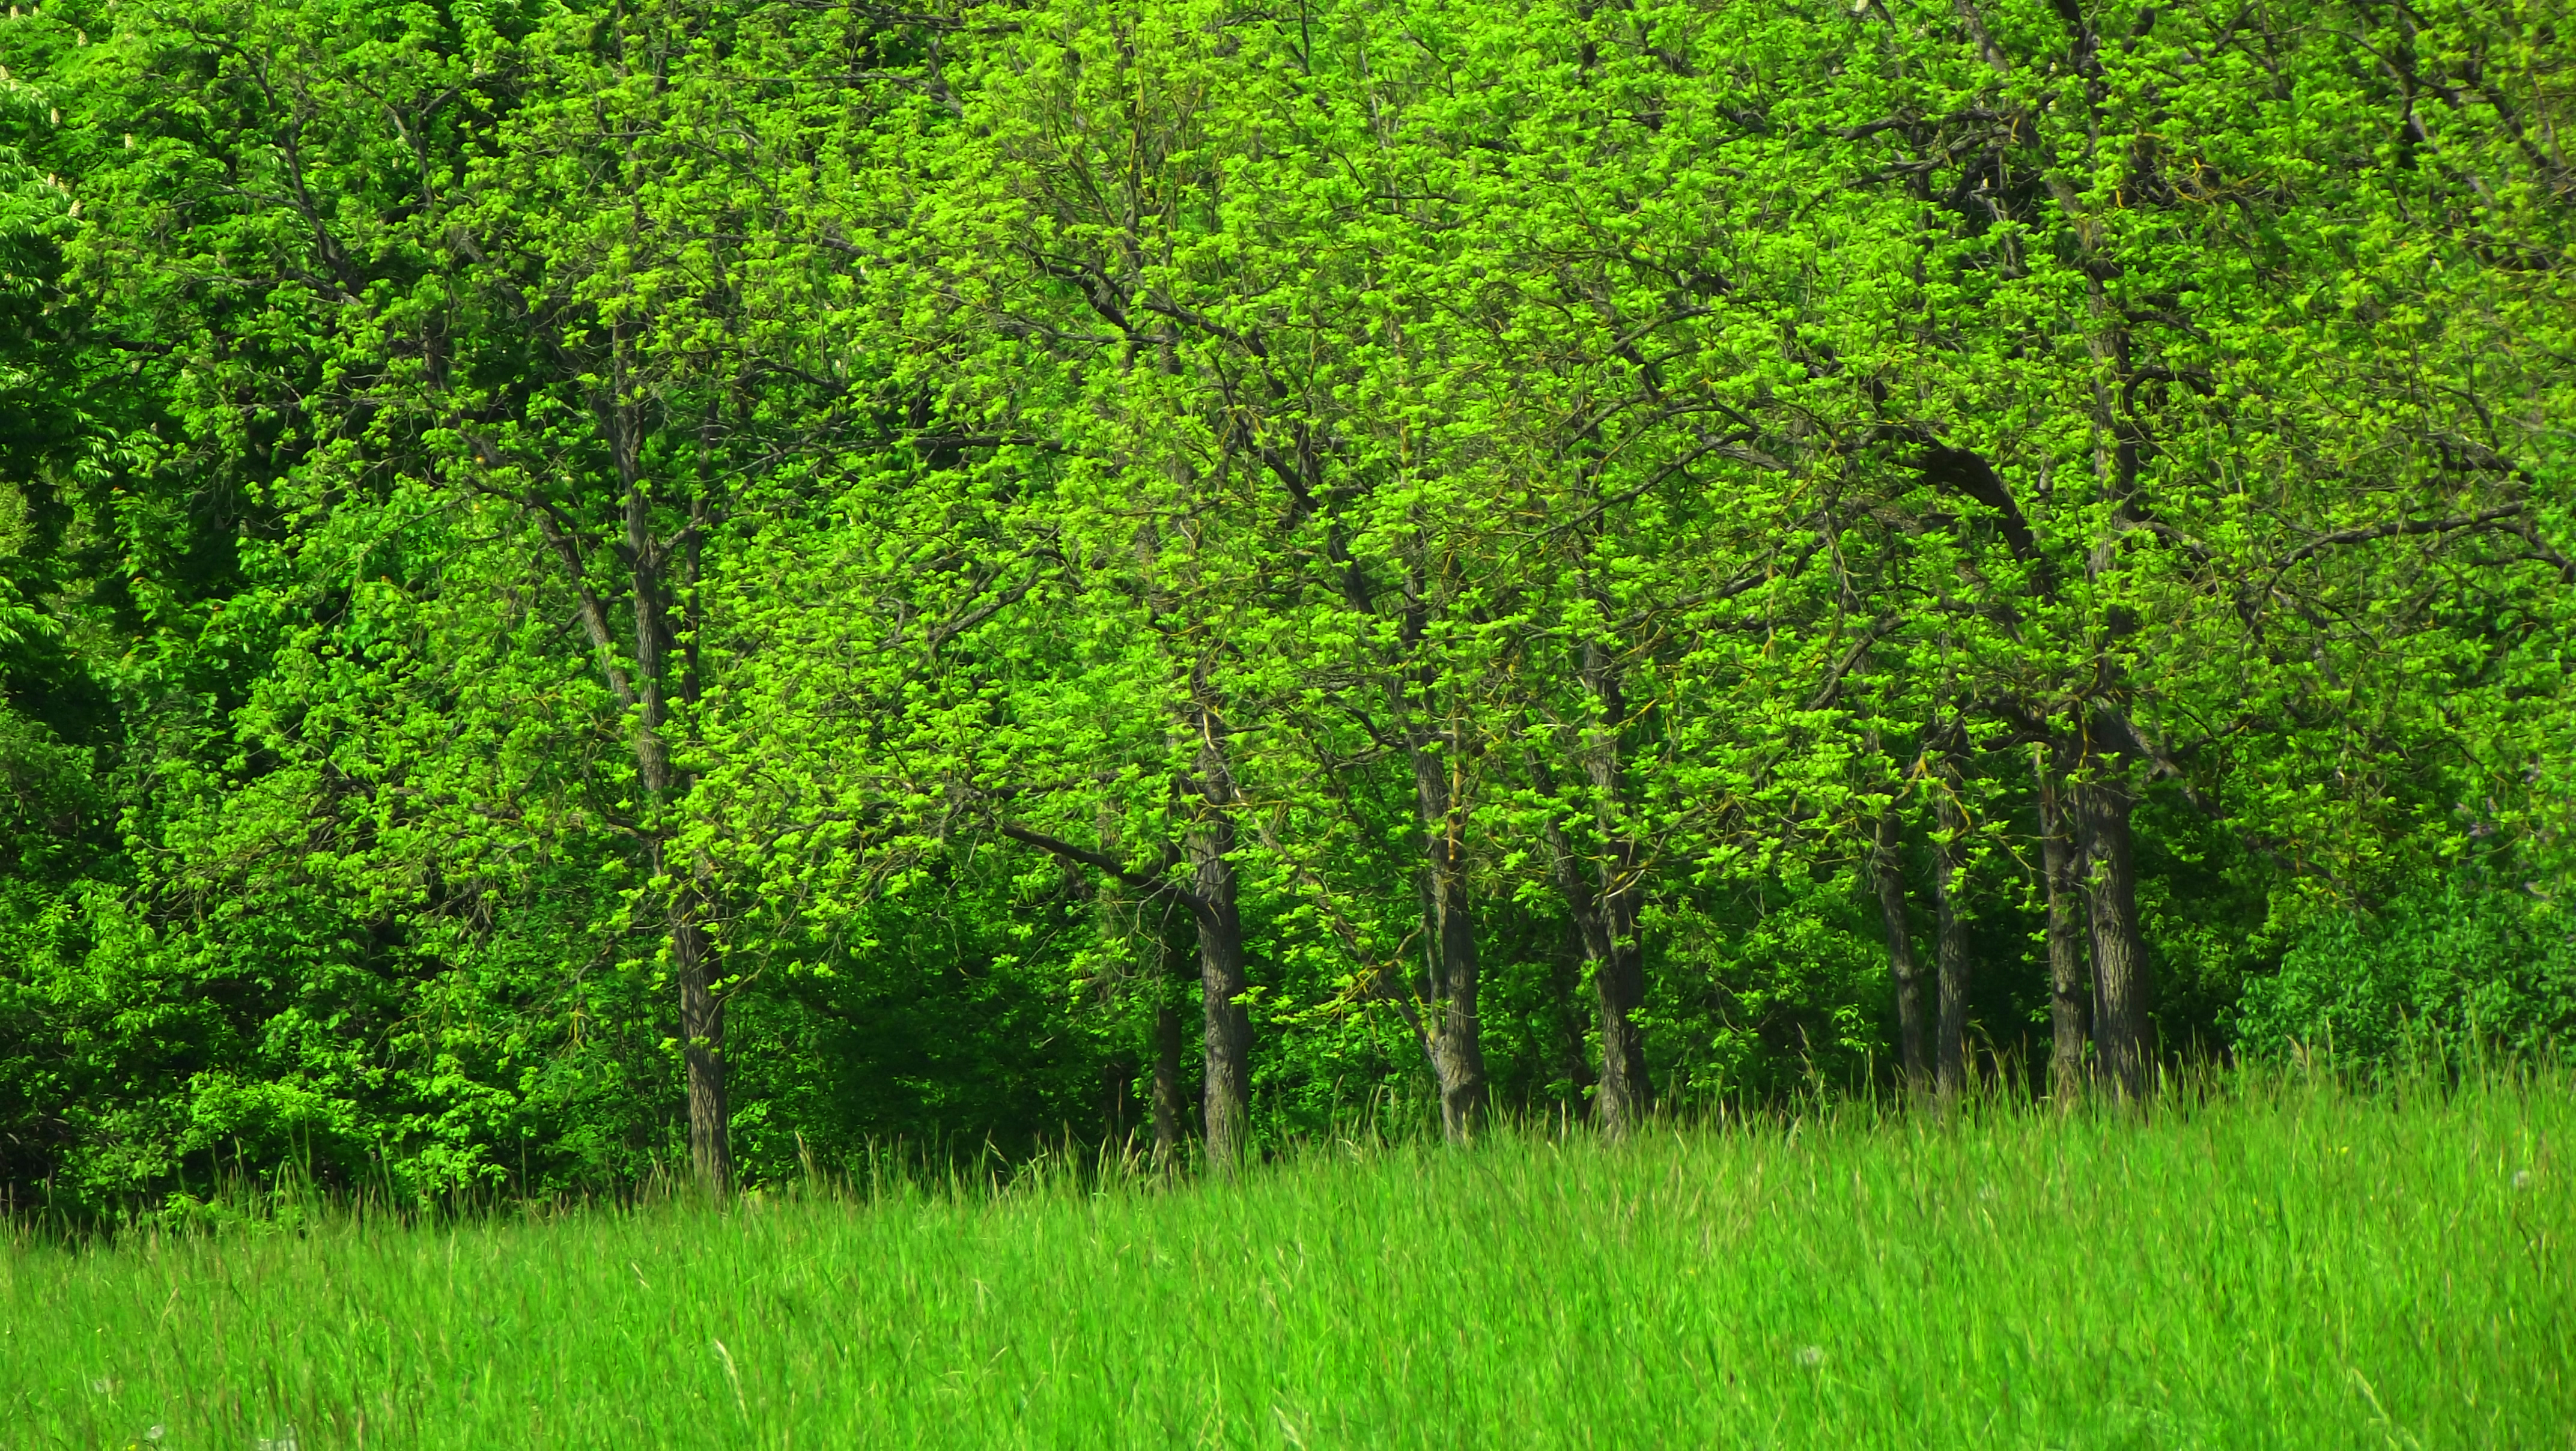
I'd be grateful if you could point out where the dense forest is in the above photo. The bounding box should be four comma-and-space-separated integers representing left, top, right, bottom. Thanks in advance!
0, 0, 2569, 1210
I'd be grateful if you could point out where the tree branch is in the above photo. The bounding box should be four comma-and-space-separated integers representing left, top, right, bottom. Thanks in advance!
998, 823, 1204, 913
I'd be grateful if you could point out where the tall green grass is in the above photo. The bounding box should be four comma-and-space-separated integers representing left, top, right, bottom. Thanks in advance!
5, 1070, 2569, 1449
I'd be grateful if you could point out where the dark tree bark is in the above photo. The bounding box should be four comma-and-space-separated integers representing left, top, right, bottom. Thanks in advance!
1575, 638, 1653, 1136
2076, 768, 2155, 1101
1301, 481, 1495, 1144
539, 391, 729, 1196
1177, 686, 1255, 1170
1103, 1054, 1132, 1143
1546, 833, 1652, 1138
1185, 739, 1254, 1169
2035, 738, 2090, 1103
1871, 802, 1930, 1100
1313, 493, 1489, 1143
1149, 995, 1185, 1168
1535, 638, 1655, 1137
1403, 713, 1489, 1142
676, 418, 731, 1193
1930, 768, 1973, 1108
672, 879, 729, 1194
1119, 520, 1256, 1171
1952, 0, 2154, 1105
1555, 916, 1600, 1119
1590, 892, 1651, 1136
1361, 546, 1488, 1143
997, 759, 1252, 1172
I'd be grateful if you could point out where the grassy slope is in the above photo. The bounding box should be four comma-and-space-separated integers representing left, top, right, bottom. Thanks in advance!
4, 1075, 2570, 1449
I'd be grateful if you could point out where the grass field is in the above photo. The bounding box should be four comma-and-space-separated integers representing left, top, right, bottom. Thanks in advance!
5, 1072, 2570, 1449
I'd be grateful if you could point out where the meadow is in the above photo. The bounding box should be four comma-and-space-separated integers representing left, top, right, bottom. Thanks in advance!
5, 1072, 2569, 1450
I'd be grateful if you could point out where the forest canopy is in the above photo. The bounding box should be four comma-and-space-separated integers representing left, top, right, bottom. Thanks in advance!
0, 0, 2569, 1208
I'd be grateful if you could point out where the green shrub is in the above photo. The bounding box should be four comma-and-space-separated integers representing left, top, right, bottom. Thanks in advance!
2236, 882, 2576, 1065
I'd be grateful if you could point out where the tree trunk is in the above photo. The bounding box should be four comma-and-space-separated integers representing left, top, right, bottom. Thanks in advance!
1104, 1055, 1131, 1144
1325, 517, 1486, 1141
1149, 995, 1185, 1168
1591, 890, 1650, 1137
673, 876, 730, 1193
1872, 802, 1930, 1101
994, 705, 1251, 1173
1186, 722, 1254, 1171
1545, 828, 1649, 1137
1556, 916, 1599, 1119
2035, 739, 2089, 1103
1576, 638, 1651, 1136
609, 397, 729, 1196
1128, 517, 1256, 1171
1930, 771, 1973, 1108
996, 799, 1238, 1171
1407, 728, 1489, 1142
2076, 767, 2154, 1101
1550, 844, 1651, 1137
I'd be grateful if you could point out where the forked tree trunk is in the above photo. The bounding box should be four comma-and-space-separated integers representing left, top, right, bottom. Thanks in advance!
2034, 739, 2089, 1103
1871, 802, 1930, 1101
997, 789, 1248, 1174
1930, 774, 1973, 1109
2077, 768, 2154, 1101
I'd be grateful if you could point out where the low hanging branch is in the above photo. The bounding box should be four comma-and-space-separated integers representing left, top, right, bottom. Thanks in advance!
996, 822, 1209, 916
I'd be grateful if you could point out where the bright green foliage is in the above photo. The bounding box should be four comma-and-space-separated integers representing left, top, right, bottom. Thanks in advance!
5, 1074, 2571, 1447
0, 0, 2571, 1208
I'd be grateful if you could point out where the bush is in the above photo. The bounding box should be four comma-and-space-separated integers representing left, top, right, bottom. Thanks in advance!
2235, 882, 2576, 1065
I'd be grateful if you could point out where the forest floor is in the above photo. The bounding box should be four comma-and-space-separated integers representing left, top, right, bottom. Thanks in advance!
4, 1071, 2570, 1449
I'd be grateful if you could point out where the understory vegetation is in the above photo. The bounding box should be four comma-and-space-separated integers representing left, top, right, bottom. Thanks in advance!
5, 1070, 2571, 1448
0, 0, 2571, 1215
